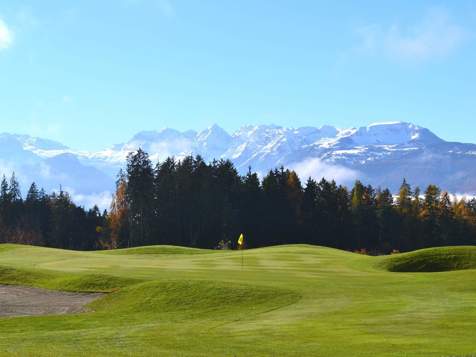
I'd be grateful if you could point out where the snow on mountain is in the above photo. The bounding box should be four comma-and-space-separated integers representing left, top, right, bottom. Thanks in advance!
0, 121, 475, 209
343, 122, 443, 146
196, 124, 232, 160
0, 134, 113, 209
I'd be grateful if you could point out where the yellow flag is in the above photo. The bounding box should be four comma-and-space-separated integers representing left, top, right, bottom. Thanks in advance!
237, 233, 244, 247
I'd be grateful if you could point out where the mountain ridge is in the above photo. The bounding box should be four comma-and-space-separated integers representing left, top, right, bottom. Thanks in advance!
0, 121, 475, 208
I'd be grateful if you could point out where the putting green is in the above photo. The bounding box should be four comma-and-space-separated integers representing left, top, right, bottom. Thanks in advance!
0, 243, 475, 356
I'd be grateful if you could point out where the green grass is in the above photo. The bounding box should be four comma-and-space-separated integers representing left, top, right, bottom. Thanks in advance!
379, 246, 476, 272
0, 243, 475, 356
102, 244, 214, 255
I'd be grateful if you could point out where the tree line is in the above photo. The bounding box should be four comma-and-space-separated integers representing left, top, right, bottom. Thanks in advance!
1, 149, 476, 252
0, 174, 106, 250
105, 149, 476, 252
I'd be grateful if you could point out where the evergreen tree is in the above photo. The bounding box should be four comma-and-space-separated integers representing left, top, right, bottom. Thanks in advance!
126, 149, 155, 246
437, 191, 454, 245
301, 178, 318, 244
238, 167, 263, 247
421, 185, 441, 246
9, 173, 22, 202
26, 182, 40, 203
0, 149, 473, 252
351, 181, 378, 249
335, 185, 352, 249
376, 188, 397, 251
154, 158, 178, 245
0, 175, 9, 203
315, 179, 340, 247
397, 179, 412, 214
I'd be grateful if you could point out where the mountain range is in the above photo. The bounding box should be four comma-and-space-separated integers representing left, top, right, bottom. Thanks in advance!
1, 121, 475, 208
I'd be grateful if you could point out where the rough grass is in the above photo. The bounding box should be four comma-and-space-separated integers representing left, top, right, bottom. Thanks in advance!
0, 243, 475, 356
379, 246, 476, 272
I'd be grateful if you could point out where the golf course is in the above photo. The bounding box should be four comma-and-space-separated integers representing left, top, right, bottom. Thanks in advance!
0, 243, 475, 356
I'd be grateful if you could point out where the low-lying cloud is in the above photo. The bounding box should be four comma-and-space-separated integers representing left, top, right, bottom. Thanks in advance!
289, 158, 359, 185
68, 189, 113, 211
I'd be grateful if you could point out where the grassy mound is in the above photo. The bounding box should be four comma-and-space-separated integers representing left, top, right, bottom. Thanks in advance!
0, 265, 140, 293
102, 245, 213, 255
380, 246, 476, 272
0, 265, 53, 286
0, 244, 24, 253
92, 280, 300, 320
2, 243, 476, 356
48, 274, 141, 293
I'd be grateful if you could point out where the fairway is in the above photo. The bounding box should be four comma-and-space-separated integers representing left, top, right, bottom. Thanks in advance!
0, 244, 475, 356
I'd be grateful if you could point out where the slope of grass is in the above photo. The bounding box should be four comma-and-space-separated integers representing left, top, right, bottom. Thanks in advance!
0, 244, 22, 253
0, 265, 139, 293
0, 243, 475, 356
103, 244, 213, 255
379, 246, 476, 272
91, 279, 299, 320
48, 274, 141, 292
0, 265, 53, 286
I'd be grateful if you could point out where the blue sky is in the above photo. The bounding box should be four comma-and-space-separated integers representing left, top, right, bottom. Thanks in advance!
0, 0, 475, 150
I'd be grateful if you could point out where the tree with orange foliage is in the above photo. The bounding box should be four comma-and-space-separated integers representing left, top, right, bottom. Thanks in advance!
106, 170, 129, 248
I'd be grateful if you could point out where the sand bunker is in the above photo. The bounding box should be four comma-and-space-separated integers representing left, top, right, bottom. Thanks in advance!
0, 285, 103, 317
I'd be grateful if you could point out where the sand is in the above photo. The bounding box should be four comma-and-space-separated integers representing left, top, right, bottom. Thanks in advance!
0, 285, 103, 317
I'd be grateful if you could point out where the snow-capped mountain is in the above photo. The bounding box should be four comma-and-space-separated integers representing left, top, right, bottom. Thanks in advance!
1, 122, 476, 209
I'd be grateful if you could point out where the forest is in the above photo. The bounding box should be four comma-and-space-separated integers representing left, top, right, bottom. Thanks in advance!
1, 149, 475, 253
0, 175, 105, 250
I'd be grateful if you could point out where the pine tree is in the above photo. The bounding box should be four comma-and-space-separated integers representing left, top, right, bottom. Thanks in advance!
154, 158, 178, 245
0, 175, 9, 203
239, 167, 263, 247
126, 149, 155, 246
9, 173, 22, 202
301, 178, 318, 244
26, 182, 40, 203
437, 191, 454, 245
315, 178, 340, 247
421, 184, 441, 246
412, 187, 421, 216
397, 179, 412, 214
350, 180, 366, 249
351, 180, 364, 209
376, 188, 397, 251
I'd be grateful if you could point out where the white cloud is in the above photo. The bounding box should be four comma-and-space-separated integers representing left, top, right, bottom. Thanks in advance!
0, 19, 13, 50
451, 193, 476, 202
66, 188, 113, 210
289, 158, 359, 185
356, 8, 466, 62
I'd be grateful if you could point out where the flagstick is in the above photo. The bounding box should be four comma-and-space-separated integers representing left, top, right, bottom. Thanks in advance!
241, 247, 244, 270
237, 234, 245, 270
